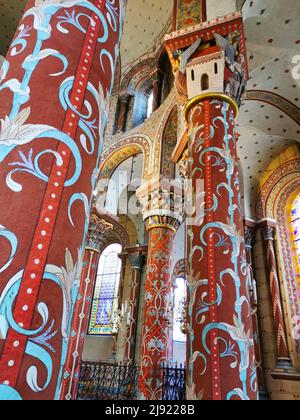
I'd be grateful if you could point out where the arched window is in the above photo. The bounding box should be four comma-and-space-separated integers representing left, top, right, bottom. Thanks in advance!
201, 73, 209, 91
147, 90, 154, 118
88, 243, 122, 335
173, 277, 187, 343
214, 62, 218, 74
291, 194, 300, 286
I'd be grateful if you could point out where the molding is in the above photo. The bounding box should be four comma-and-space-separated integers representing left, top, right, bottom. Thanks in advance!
184, 93, 239, 122
245, 90, 300, 126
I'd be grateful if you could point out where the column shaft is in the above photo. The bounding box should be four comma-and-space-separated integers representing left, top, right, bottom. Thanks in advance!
116, 95, 129, 132
124, 252, 144, 364
244, 226, 267, 398
262, 227, 290, 361
0, 0, 124, 400
185, 97, 257, 400
138, 226, 175, 400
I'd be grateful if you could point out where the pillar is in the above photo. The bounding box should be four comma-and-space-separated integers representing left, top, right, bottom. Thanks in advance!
137, 181, 182, 400
261, 225, 292, 367
116, 93, 129, 133
60, 213, 113, 400
124, 249, 145, 364
183, 95, 257, 401
0, 0, 125, 400
151, 69, 162, 113
244, 224, 268, 399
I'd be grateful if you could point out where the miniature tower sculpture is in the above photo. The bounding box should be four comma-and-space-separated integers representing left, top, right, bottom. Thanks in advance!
165, 9, 258, 400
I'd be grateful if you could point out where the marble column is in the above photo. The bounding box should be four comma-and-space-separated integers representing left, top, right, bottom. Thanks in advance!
137, 181, 183, 400
60, 214, 113, 400
183, 96, 257, 401
0, 0, 125, 400
261, 225, 291, 367
244, 225, 268, 399
116, 93, 130, 133
151, 69, 162, 113
124, 249, 146, 364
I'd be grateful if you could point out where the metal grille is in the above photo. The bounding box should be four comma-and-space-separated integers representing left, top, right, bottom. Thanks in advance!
77, 362, 138, 400
161, 364, 187, 401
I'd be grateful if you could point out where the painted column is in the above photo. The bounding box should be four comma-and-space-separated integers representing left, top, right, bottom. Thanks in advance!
244, 225, 268, 399
0, 0, 125, 400
116, 93, 129, 133
60, 213, 113, 400
261, 225, 291, 366
124, 249, 145, 364
183, 95, 257, 401
151, 69, 162, 113
137, 181, 183, 400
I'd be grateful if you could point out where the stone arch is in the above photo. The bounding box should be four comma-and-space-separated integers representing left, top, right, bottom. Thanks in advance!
172, 258, 186, 285
99, 135, 152, 182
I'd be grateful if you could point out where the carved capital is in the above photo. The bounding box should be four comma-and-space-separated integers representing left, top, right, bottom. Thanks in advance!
86, 214, 113, 252
263, 226, 275, 242
244, 226, 256, 249
137, 177, 183, 231
128, 252, 145, 271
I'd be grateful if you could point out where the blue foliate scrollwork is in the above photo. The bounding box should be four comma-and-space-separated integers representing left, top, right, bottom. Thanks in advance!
11, 24, 31, 57
68, 193, 89, 227
0, 247, 83, 396
0, 225, 18, 274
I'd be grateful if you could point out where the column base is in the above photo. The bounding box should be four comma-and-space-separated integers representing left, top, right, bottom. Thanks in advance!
271, 358, 300, 381
259, 391, 270, 401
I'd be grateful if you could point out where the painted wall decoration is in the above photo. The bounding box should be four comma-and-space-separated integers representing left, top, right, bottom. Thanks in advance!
256, 145, 300, 364
0, 0, 125, 400
161, 106, 178, 179
185, 99, 257, 400
174, 0, 206, 30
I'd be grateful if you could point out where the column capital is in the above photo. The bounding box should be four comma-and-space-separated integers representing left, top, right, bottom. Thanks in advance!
85, 214, 113, 252
128, 252, 145, 271
136, 176, 183, 232
118, 91, 130, 102
244, 225, 256, 250
262, 226, 275, 242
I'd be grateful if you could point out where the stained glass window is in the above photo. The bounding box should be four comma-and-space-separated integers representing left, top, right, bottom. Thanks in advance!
88, 243, 122, 335
173, 277, 187, 343
291, 195, 300, 294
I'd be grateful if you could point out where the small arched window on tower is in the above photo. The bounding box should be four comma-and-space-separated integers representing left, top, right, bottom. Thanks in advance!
191, 69, 195, 81
214, 62, 218, 74
201, 73, 209, 91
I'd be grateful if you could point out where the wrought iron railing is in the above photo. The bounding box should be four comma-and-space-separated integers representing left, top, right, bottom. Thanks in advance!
77, 361, 187, 400
161, 363, 187, 401
77, 361, 139, 400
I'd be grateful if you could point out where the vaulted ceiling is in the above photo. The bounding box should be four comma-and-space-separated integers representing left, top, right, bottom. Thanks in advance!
0, 0, 299, 219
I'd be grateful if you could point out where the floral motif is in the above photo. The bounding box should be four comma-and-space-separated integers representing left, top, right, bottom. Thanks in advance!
0, 108, 53, 147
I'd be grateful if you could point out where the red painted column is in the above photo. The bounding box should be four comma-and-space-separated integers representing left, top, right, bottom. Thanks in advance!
60, 213, 113, 400
0, 0, 125, 400
138, 221, 177, 400
185, 96, 258, 400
